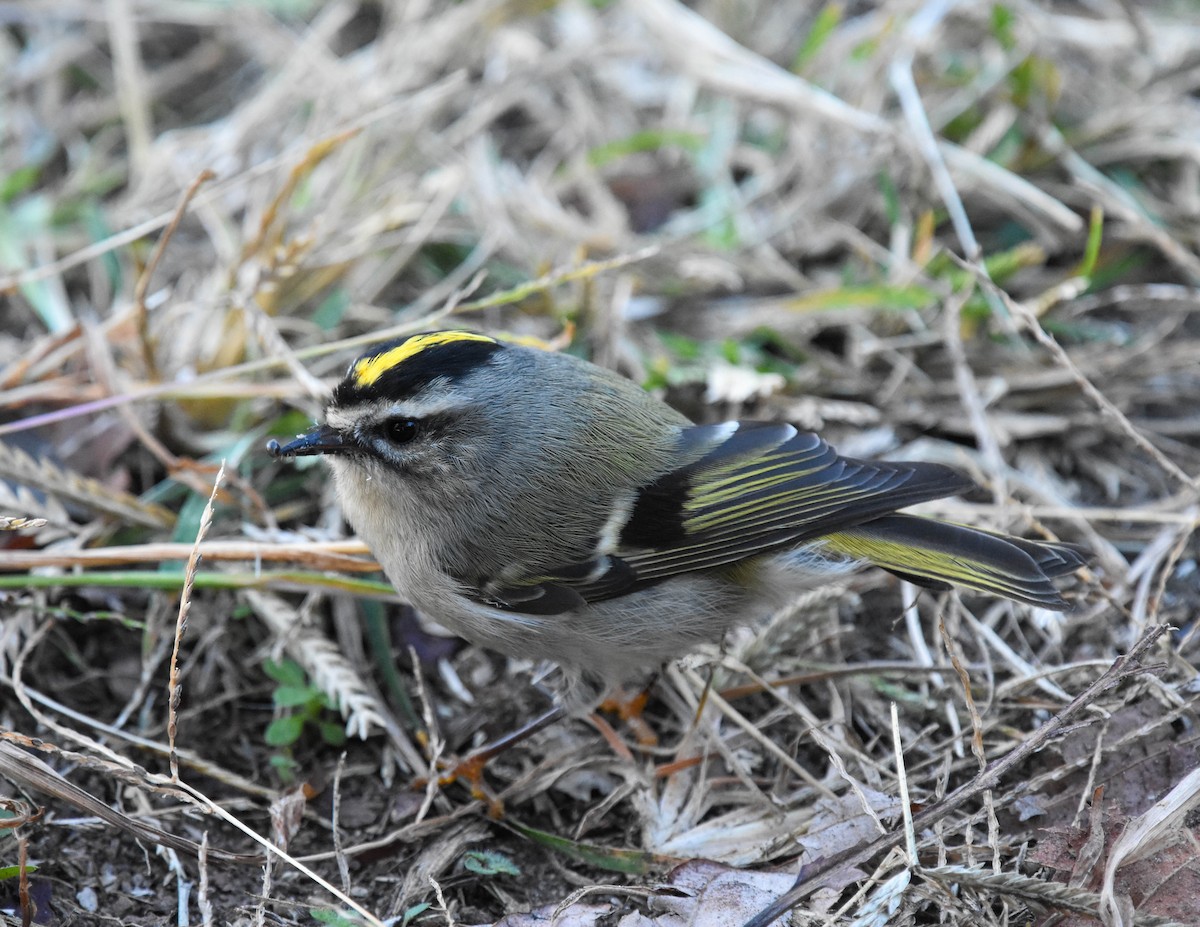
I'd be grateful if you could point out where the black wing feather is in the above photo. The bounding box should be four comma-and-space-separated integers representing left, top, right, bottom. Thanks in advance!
618, 422, 973, 583
484, 421, 976, 610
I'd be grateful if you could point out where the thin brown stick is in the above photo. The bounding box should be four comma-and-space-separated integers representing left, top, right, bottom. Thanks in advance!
133, 171, 216, 379
18, 833, 30, 927
0, 538, 376, 572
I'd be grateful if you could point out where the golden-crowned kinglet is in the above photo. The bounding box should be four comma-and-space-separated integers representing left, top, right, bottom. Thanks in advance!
268, 330, 1086, 689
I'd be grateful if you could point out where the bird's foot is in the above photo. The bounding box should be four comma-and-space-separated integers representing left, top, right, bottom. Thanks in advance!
598, 684, 659, 747
413, 704, 566, 818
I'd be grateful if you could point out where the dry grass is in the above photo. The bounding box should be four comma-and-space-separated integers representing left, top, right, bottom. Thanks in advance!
1, 0, 1199, 924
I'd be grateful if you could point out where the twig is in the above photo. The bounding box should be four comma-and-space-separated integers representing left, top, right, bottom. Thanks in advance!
941, 285, 1007, 503
0, 538, 376, 572
888, 0, 980, 263
133, 169, 217, 379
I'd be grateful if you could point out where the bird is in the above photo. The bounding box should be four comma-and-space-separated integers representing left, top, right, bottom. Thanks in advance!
268, 329, 1087, 702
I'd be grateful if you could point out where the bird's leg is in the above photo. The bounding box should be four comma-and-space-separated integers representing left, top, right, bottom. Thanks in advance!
597, 673, 660, 746
416, 674, 661, 815
416, 701, 566, 818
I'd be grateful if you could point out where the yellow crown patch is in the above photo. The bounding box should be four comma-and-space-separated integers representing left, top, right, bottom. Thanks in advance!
352, 331, 497, 387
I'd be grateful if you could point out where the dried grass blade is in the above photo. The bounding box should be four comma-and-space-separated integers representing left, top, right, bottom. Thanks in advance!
0, 741, 255, 864
0, 439, 173, 528
169, 461, 224, 780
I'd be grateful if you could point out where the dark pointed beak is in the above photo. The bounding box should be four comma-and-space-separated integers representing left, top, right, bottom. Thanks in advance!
267, 424, 351, 458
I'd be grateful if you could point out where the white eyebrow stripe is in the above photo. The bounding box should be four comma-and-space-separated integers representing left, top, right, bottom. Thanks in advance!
383, 395, 469, 419
325, 394, 470, 432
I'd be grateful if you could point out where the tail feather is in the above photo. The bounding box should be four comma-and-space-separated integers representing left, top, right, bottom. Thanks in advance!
822, 514, 1089, 610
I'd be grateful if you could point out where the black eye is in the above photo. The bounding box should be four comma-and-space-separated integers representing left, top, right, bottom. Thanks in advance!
384, 418, 420, 444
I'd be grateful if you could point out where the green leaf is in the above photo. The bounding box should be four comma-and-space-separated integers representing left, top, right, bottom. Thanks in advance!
317, 721, 347, 747
268, 409, 318, 438
850, 35, 878, 61
586, 130, 704, 168
361, 599, 419, 729
274, 685, 318, 708
505, 820, 670, 875
1084, 241, 1149, 292
263, 658, 307, 688
1008, 56, 1060, 110
0, 864, 36, 880
269, 753, 298, 781
265, 714, 306, 747
871, 679, 934, 708
461, 849, 520, 876
169, 491, 212, 546
990, 4, 1017, 51
877, 172, 901, 227
310, 908, 361, 926
786, 284, 935, 313
1079, 204, 1104, 280
792, 3, 842, 72
311, 287, 350, 330
79, 199, 122, 293
657, 330, 704, 361
0, 197, 73, 332
0, 166, 41, 203
401, 902, 432, 926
